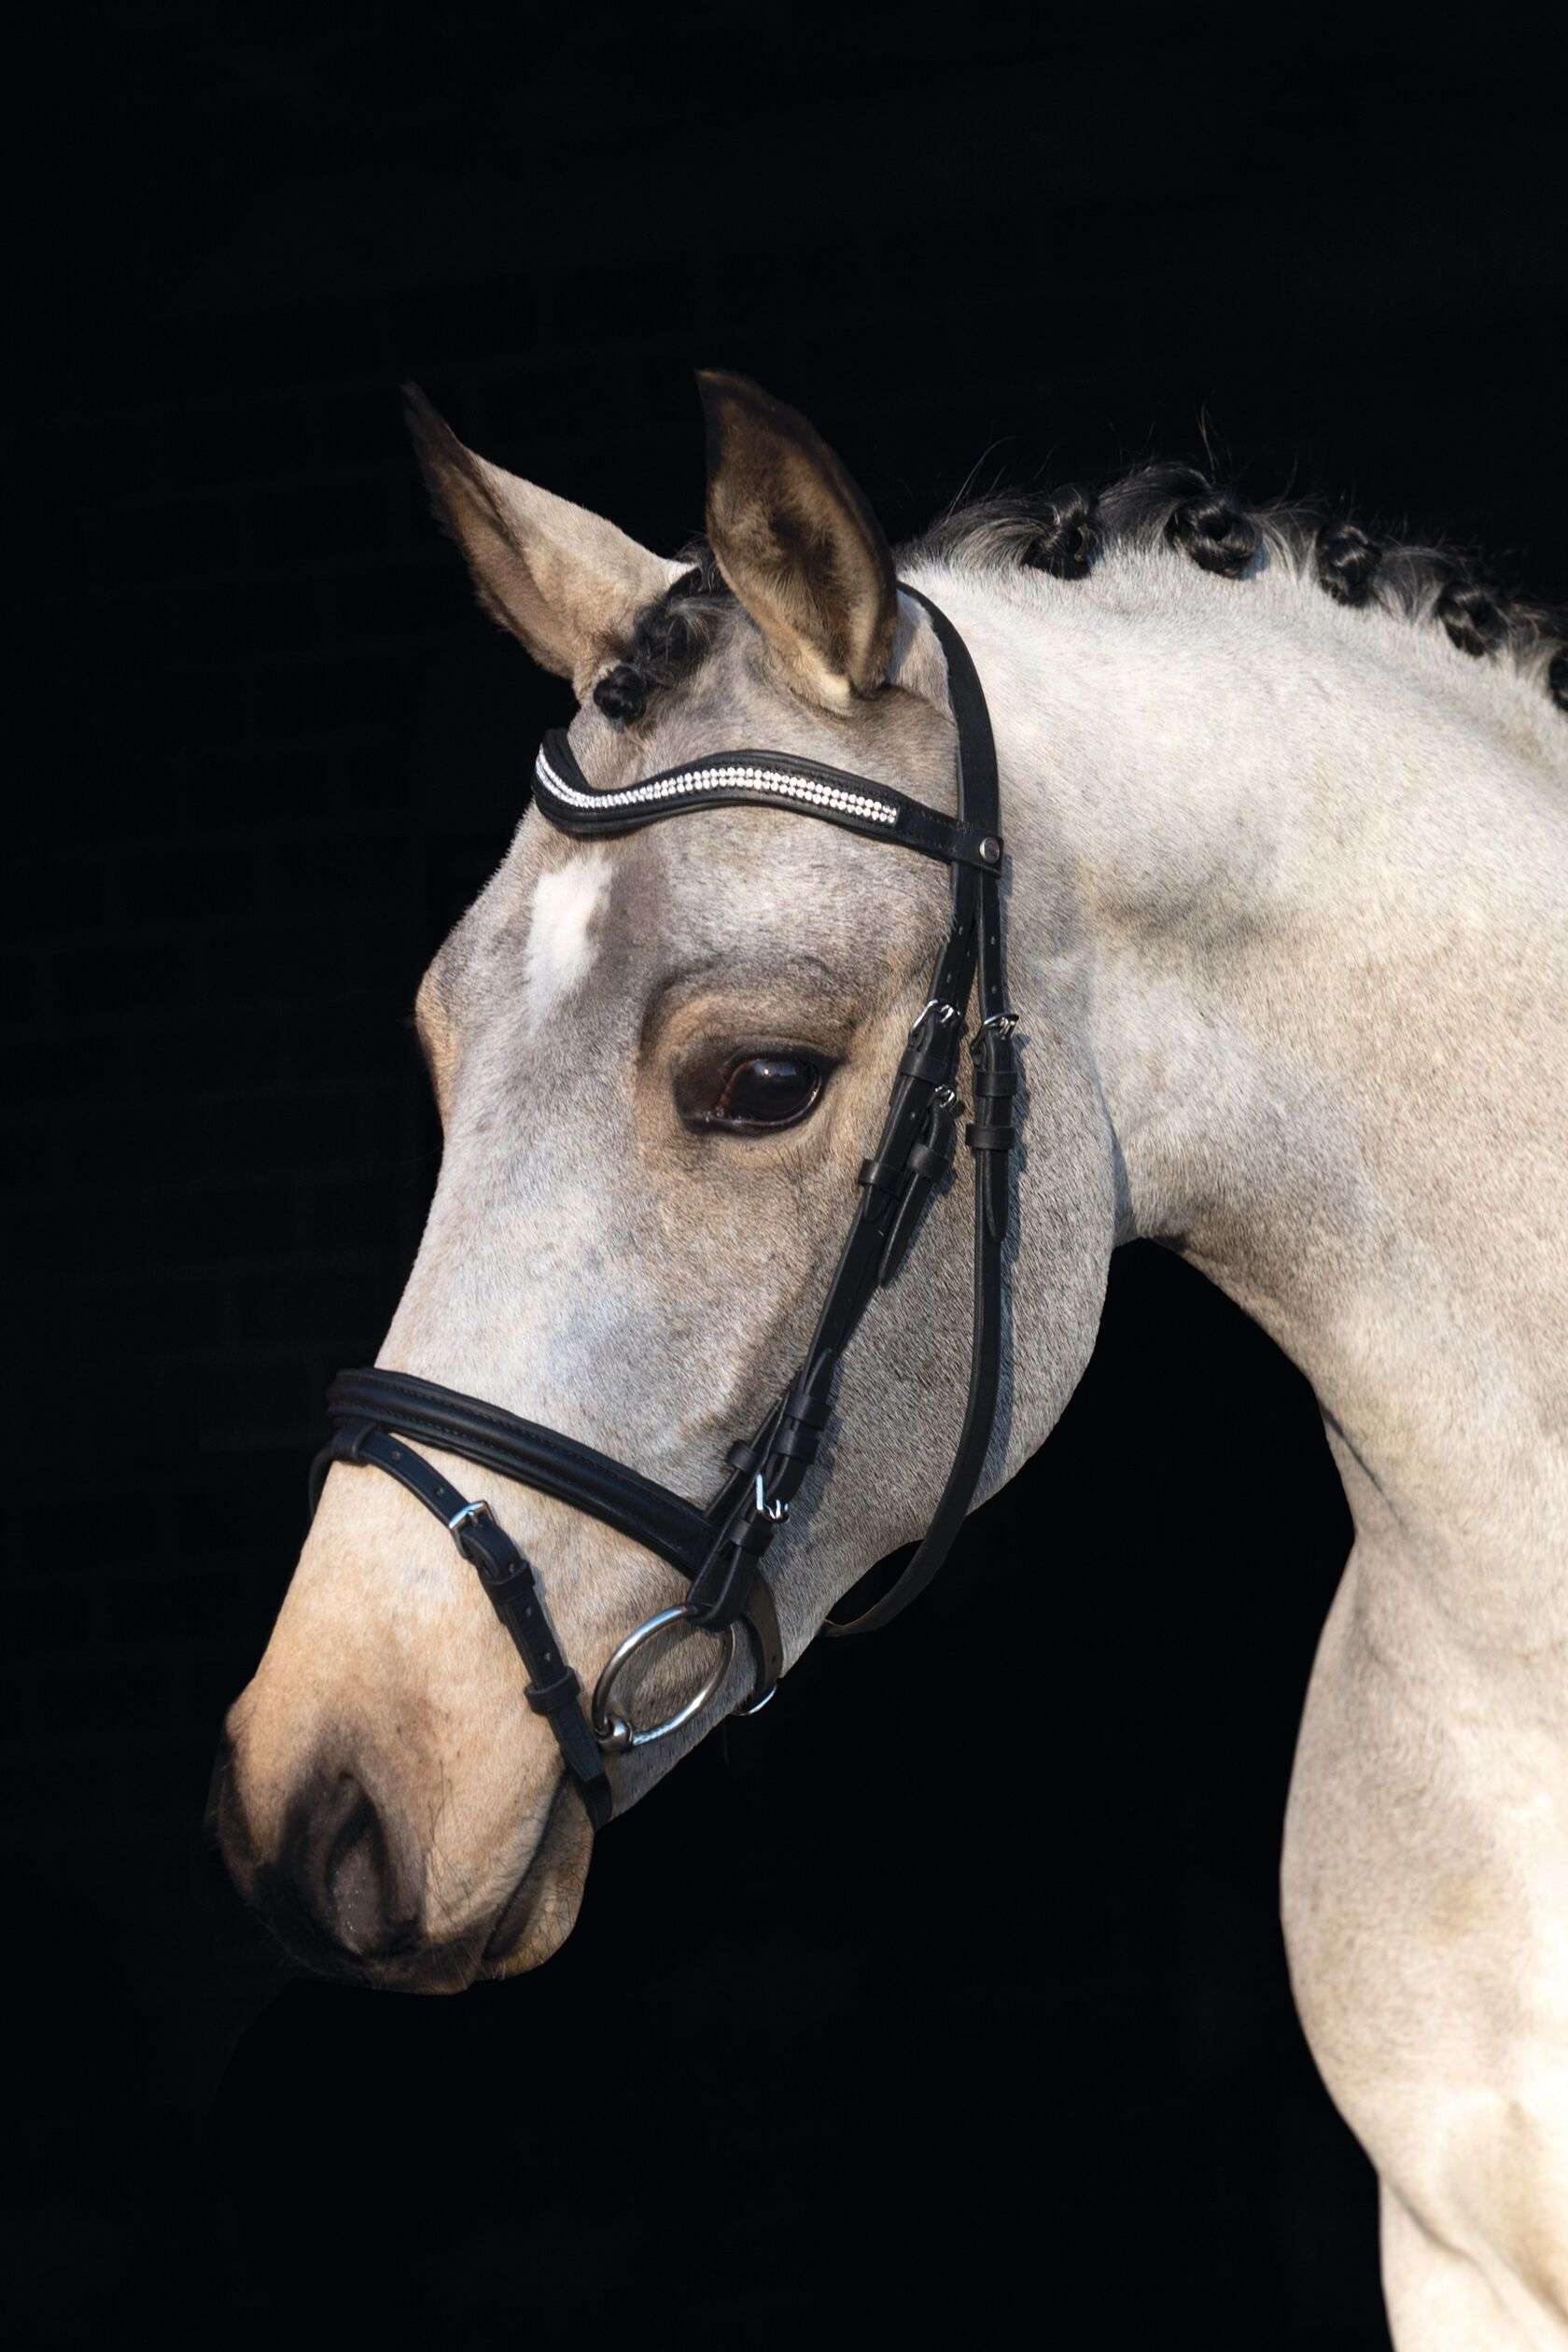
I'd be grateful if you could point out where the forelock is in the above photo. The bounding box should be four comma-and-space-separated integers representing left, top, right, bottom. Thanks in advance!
591, 540, 735, 724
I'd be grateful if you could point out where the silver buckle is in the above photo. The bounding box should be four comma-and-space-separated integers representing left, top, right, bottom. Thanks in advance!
446, 1498, 494, 1547
980, 1011, 1019, 1038
912, 998, 961, 1032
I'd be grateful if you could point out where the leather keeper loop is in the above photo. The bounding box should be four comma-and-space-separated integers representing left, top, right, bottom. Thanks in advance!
898, 1037, 961, 1085
524, 1664, 582, 1715
966, 1121, 1016, 1153
784, 1351, 837, 1428
771, 1422, 820, 1463
735, 1511, 780, 1560
460, 1523, 527, 1586
906, 1133, 954, 1183
858, 1155, 905, 1194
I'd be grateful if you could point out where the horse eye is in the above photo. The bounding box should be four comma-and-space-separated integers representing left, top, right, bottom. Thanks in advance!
701, 1053, 827, 1132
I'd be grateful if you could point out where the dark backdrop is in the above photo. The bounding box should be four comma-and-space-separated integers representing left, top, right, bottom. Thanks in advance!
12, 8, 1564, 2345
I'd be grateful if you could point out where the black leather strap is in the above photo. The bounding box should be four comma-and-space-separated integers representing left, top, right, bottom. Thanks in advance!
312, 1419, 613, 1830
323, 1367, 712, 1574
822, 588, 1016, 1634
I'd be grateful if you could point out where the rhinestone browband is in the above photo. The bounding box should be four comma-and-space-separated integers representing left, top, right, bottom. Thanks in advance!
535, 745, 900, 828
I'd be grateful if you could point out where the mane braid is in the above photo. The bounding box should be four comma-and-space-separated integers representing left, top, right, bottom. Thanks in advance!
903, 462, 1567, 714
594, 540, 733, 722
601, 469, 1564, 722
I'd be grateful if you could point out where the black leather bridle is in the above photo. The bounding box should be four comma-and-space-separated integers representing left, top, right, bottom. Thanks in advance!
311, 587, 1019, 1831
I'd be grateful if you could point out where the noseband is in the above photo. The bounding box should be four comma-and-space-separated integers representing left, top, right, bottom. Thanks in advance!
310, 588, 1019, 1829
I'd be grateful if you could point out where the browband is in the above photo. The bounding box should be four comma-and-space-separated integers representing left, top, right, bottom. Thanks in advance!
314, 583, 1017, 1831
534, 734, 1006, 873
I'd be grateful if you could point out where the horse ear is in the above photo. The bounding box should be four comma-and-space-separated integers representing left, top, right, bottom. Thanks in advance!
696, 371, 898, 707
405, 385, 682, 694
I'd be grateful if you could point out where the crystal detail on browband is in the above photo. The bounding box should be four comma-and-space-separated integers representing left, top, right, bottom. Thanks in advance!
535, 746, 899, 827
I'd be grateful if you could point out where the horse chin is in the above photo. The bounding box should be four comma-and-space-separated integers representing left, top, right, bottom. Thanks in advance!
478, 1775, 595, 1980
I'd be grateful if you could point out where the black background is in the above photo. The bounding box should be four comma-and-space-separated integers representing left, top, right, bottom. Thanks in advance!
11, 7, 1564, 2345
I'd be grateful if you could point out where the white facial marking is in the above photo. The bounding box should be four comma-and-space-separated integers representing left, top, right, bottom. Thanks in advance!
524, 852, 611, 1025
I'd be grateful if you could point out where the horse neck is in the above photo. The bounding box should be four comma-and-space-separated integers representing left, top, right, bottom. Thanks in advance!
917, 557, 1568, 1646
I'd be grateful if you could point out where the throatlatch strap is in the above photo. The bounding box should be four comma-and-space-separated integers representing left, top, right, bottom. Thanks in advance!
823, 587, 1016, 1634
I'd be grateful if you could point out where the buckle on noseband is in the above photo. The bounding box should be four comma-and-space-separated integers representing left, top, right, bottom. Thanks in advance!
590, 1603, 737, 1754
446, 1497, 496, 1548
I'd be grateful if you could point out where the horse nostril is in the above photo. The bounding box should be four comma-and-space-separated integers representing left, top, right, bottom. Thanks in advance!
279, 1769, 419, 1963
319, 1777, 385, 1951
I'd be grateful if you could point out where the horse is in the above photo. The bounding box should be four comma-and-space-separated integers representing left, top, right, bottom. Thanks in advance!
214, 371, 1567, 2348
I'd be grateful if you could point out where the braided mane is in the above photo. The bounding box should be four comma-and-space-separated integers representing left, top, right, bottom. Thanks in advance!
594, 464, 1566, 721
905, 463, 1566, 713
